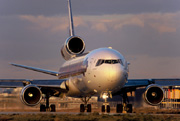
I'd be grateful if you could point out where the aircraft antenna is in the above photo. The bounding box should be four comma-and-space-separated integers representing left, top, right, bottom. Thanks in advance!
68, 0, 75, 36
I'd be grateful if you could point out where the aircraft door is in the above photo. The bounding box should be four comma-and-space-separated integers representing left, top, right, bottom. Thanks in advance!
88, 58, 97, 71
86, 58, 98, 83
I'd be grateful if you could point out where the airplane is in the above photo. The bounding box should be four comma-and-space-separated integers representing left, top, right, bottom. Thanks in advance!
0, 0, 171, 113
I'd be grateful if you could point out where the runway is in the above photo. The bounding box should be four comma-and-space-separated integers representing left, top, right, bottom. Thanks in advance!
0, 111, 180, 116
0, 111, 80, 115
1, 111, 180, 121
0, 107, 180, 115
0, 110, 119, 115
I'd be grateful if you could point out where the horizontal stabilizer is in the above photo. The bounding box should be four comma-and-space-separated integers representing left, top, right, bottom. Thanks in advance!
11, 63, 59, 77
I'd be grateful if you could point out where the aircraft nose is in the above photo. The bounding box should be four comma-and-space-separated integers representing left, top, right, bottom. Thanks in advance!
90, 62, 126, 92
109, 65, 124, 83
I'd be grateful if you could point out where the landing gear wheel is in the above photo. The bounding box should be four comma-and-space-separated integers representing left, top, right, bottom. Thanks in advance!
107, 105, 110, 113
50, 104, 56, 112
116, 104, 123, 113
127, 104, 132, 113
102, 105, 110, 113
87, 104, 91, 112
80, 96, 91, 112
40, 104, 46, 112
101, 105, 105, 112
80, 104, 85, 112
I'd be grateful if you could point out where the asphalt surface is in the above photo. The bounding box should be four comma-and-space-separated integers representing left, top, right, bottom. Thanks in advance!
1, 111, 180, 116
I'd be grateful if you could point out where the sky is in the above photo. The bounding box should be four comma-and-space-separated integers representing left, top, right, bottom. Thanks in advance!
0, 0, 180, 79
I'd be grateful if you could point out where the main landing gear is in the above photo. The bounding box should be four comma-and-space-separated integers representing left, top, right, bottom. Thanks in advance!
101, 91, 133, 113
80, 97, 92, 112
116, 92, 132, 113
40, 93, 56, 112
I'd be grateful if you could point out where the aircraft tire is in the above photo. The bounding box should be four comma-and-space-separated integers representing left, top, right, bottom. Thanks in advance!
87, 104, 91, 112
50, 104, 56, 112
127, 104, 132, 113
101, 105, 105, 112
116, 104, 123, 113
107, 105, 110, 113
80, 104, 85, 112
40, 104, 46, 112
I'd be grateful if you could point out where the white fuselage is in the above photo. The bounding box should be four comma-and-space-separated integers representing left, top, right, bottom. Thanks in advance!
59, 48, 129, 97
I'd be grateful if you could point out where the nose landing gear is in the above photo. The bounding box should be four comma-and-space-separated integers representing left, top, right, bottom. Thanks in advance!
102, 103, 110, 113
101, 91, 112, 113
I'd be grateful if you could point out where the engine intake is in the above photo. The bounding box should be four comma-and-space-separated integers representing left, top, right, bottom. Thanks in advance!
144, 84, 164, 105
20, 85, 42, 106
61, 36, 85, 60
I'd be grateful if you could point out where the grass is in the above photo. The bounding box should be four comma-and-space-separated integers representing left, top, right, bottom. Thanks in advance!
0, 113, 180, 121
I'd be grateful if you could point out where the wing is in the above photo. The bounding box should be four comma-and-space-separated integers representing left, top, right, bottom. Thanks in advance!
125, 78, 180, 88
151, 78, 180, 86
0, 64, 70, 95
11, 63, 59, 76
0, 79, 26, 88
31, 79, 68, 91
11, 63, 87, 79
113, 78, 180, 95
112, 79, 154, 95
124, 79, 154, 88
0, 79, 68, 93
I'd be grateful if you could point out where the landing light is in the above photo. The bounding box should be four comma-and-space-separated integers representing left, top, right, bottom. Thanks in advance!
102, 94, 109, 99
101, 91, 112, 99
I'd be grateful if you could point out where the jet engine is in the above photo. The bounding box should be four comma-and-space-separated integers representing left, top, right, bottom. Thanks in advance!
20, 85, 42, 106
61, 36, 85, 60
144, 84, 164, 105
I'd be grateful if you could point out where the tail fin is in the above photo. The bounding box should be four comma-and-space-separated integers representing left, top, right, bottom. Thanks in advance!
68, 0, 75, 36
61, 0, 86, 60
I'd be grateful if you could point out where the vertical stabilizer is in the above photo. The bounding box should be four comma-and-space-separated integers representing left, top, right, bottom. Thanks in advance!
68, 0, 75, 36
61, 0, 85, 60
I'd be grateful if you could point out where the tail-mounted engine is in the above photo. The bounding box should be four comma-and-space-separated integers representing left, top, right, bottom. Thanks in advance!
20, 85, 42, 106
61, 36, 85, 60
144, 84, 164, 105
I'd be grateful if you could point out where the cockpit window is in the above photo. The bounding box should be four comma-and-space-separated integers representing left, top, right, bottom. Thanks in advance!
96, 59, 123, 66
96, 59, 104, 66
111, 60, 119, 64
105, 60, 112, 64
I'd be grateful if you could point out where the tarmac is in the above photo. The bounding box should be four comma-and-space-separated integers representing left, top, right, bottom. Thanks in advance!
0, 107, 180, 115
1, 111, 180, 116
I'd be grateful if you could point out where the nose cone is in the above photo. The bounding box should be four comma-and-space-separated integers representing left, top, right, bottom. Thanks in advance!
108, 65, 125, 89
94, 64, 125, 92
84, 48, 127, 93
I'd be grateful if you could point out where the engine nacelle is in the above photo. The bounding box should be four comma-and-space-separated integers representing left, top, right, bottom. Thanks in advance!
144, 84, 164, 105
61, 36, 85, 60
20, 85, 42, 106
